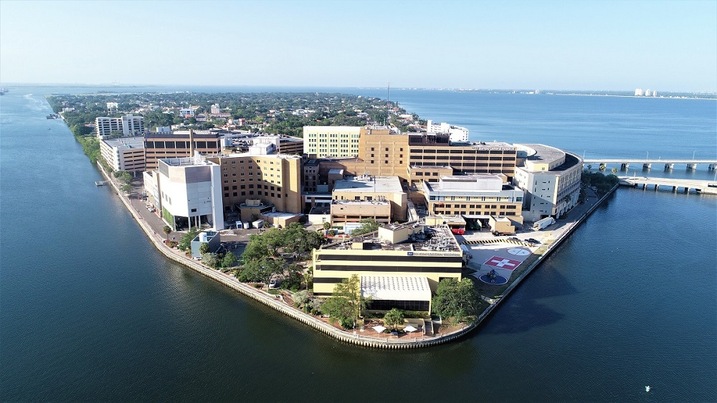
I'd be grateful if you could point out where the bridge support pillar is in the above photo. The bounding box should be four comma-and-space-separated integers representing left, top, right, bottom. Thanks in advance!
643, 163, 651, 170
664, 163, 673, 171
686, 163, 697, 171
684, 187, 690, 194
708, 164, 715, 171
672, 186, 677, 193
620, 163, 630, 171
642, 183, 647, 190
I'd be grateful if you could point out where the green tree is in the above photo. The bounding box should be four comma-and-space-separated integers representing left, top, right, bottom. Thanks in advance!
202, 252, 219, 268
320, 275, 366, 329
162, 225, 172, 243
383, 308, 405, 330
351, 218, 379, 235
322, 221, 331, 231
432, 278, 478, 324
178, 228, 199, 251
199, 242, 210, 255
120, 183, 132, 194
222, 251, 238, 267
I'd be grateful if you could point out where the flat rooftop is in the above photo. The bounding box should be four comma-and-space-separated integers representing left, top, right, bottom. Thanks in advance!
361, 275, 431, 302
103, 136, 145, 149
333, 176, 403, 194
322, 225, 461, 253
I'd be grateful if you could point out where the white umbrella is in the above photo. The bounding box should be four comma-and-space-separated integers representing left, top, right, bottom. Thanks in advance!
373, 325, 386, 333
404, 325, 417, 333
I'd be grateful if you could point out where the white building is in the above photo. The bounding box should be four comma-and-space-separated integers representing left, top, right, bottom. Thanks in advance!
95, 115, 145, 138
634, 88, 644, 96
513, 144, 583, 222
106, 102, 118, 113
426, 120, 469, 143
179, 108, 195, 118
144, 153, 224, 231
100, 136, 145, 173
303, 126, 361, 158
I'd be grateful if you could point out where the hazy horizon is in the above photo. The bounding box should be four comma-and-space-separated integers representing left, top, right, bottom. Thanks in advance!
1, 0, 715, 93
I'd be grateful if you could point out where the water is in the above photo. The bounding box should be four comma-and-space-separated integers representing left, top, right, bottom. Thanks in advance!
1, 86, 715, 401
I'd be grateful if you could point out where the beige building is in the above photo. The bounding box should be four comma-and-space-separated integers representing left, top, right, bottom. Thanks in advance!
312, 224, 463, 310
421, 174, 524, 232
513, 144, 583, 222
208, 153, 303, 216
331, 176, 407, 225
100, 136, 145, 173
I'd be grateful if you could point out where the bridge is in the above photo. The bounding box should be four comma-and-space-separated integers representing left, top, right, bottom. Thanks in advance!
583, 159, 717, 172
618, 176, 717, 195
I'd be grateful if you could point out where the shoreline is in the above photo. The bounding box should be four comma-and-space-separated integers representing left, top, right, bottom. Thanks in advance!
97, 162, 615, 349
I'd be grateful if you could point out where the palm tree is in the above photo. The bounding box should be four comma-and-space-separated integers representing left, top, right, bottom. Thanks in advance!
162, 225, 172, 244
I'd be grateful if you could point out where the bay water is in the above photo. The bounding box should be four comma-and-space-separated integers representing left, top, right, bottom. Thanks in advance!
1, 86, 715, 401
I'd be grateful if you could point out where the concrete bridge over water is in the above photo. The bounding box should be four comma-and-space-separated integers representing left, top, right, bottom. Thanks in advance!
583, 159, 717, 172
618, 176, 717, 195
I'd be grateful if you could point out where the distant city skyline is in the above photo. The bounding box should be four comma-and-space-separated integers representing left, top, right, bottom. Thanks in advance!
1, 0, 715, 93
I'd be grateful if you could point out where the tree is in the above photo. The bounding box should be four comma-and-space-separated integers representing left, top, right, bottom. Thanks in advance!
432, 278, 478, 324
222, 251, 238, 267
320, 275, 366, 329
178, 228, 199, 251
202, 252, 218, 268
120, 183, 132, 194
162, 225, 172, 243
199, 242, 210, 255
351, 218, 379, 235
383, 308, 405, 330
322, 221, 331, 231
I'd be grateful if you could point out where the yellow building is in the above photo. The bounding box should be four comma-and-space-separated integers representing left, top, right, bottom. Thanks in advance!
208, 153, 303, 215
312, 224, 463, 302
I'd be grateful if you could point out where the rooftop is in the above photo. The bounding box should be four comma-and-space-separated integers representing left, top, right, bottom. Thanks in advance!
322, 224, 461, 253
103, 136, 145, 149
361, 275, 431, 302
333, 176, 403, 194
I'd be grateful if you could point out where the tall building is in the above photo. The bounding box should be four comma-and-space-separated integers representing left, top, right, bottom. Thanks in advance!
143, 154, 224, 231
426, 120, 469, 143
512, 144, 582, 222
303, 126, 362, 158
100, 136, 145, 173
95, 115, 145, 138
207, 153, 303, 215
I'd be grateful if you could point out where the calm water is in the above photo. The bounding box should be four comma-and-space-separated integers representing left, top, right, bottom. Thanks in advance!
1, 87, 715, 401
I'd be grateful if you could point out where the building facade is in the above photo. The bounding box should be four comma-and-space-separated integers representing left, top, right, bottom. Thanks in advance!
312, 224, 463, 299
303, 126, 362, 158
207, 153, 303, 215
100, 136, 146, 173
145, 154, 224, 231
144, 131, 221, 170
513, 144, 583, 222
421, 174, 524, 224
95, 115, 145, 138
331, 175, 407, 225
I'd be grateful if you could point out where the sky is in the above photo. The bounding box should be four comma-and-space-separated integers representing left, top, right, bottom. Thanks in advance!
1, 0, 716, 92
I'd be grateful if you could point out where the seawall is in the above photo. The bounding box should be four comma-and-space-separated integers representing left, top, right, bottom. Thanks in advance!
98, 163, 616, 349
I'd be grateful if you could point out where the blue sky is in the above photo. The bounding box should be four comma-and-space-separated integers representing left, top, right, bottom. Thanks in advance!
1, 0, 715, 92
